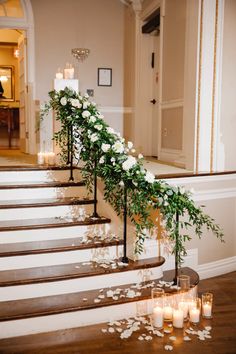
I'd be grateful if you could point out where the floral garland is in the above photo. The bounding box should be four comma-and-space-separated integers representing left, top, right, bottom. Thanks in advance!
41, 87, 224, 265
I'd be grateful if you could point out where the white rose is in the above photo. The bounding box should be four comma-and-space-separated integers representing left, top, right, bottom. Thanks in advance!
119, 181, 124, 187
127, 141, 133, 149
83, 101, 90, 109
107, 127, 115, 134
82, 110, 91, 118
138, 153, 144, 159
94, 124, 103, 131
179, 187, 185, 195
111, 157, 115, 162
122, 156, 137, 171
112, 141, 124, 154
97, 113, 104, 119
90, 133, 99, 142
144, 171, 155, 184
70, 98, 81, 108
60, 97, 67, 106
101, 143, 110, 152
89, 116, 96, 123
99, 156, 105, 164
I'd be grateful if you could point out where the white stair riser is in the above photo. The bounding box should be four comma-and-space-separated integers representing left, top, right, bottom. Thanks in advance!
0, 170, 82, 183
0, 245, 123, 270
0, 299, 154, 339
0, 266, 163, 301
0, 204, 94, 221
0, 185, 89, 200
0, 224, 112, 244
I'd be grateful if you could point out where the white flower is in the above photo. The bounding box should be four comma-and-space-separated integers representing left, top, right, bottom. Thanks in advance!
144, 171, 155, 183
179, 187, 185, 194
83, 101, 90, 109
119, 181, 124, 187
91, 101, 96, 106
122, 156, 137, 171
127, 141, 133, 149
138, 153, 143, 159
70, 98, 82, 108
101, 143, 110, 152
90, 133, 99, 142
111, 157, 115, 162
82, 110, 91, 118
89, 116, 96, 123
60, 97, 67, 106
97, 113, 104, 119
107, 127, 115, 134
84, 93, 89, 99
112, 141, 124, 154
99, 156, 105, 164
94, 124, 103, 131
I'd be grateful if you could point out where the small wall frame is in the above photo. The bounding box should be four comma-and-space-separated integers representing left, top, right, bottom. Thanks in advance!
97, 68, 112, 87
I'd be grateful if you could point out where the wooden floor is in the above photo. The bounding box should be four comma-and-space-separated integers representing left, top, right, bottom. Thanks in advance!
0, 271, 235, 354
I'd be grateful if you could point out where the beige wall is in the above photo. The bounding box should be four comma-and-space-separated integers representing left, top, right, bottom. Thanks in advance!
0, 46, 19, 106
31, 0, 125, 107
220, 0, 236, 170
162, 0, 186, 101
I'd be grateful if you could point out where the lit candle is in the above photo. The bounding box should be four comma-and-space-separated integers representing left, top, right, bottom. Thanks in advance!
173, 309, 184, 328
189, 308, 200, 323
153, 306, 164, 328
37, 152, 44, 165
55, 72, 63, 79
48, 152, 55, 166
178, 301, 189, 319
64, 63, 74, 79
202, 303, 212, 318
187, 299, 196, 312
163, 306, 173, 321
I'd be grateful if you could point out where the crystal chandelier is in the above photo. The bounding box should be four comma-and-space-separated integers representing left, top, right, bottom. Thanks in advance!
71, 48, 90, 62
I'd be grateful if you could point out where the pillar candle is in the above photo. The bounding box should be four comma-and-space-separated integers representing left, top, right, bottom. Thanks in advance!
163, 306, 173, 321
37, 152, 44, 165
55, 72, 63, 79
153, 306, 164, 328
202, 303, 212, 317
173, 309, 184, 328
178, 301, 189, 318
189, 308, 200, 323
48, 152, 55, 166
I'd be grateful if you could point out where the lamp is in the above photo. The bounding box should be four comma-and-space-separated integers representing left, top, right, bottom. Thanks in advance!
71, 48, 90, 62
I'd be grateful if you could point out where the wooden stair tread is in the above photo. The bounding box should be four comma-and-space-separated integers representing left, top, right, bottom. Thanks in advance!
0, 237, 123, 257
0, 180, 85, 189
0, 257, 165, 287
0, 268, 199, 321
0, 196, 94, 209
0, 216, 110, 231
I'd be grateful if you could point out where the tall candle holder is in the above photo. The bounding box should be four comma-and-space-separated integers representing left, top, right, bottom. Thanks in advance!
202, 292, 213, 319
151, 288, 165, 329
177, 274, 190, 292
189, 297, 201, 325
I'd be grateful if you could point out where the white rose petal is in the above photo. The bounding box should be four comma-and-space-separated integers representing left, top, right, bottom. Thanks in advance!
82, 110, 91, 118
60, 97, 67, 106
122, 156, 137, 171
101, 143, 110, 152
144, 171, 155, 184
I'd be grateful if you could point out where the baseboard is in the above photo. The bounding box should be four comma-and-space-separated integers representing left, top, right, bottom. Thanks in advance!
197, 256, 236, 280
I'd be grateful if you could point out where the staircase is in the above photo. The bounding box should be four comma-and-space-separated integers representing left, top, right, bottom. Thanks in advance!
0, 166, 198, 339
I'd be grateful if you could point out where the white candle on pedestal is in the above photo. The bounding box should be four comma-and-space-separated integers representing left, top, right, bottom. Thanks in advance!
189, 308, 200, 323
37, 152, 44, 165
153, 306, 164, 328
55, 72, 63, 79
163, 306, 173, 321
202, 303, 212, 317
178, 301, 189, 318
173, 309, 184, 328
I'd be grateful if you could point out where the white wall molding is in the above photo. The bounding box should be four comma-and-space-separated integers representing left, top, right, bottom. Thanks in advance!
161, 98, 184, 110
197, 256, 236, 280
164, 173, 236, 185
99, 106, 133, 114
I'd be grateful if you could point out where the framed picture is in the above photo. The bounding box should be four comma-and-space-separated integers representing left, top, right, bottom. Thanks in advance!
0, 66, 14, 102
98, 68, 112, 87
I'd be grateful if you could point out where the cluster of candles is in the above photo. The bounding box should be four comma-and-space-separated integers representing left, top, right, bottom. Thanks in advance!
55, 63, 75, 80
152, 275, 213, 329
37, 152, 56, 166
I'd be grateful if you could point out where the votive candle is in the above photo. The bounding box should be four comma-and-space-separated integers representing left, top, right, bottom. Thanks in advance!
178, 301, 189, 319
163, 306, 173, 321
173, 309, 184, 328
153, 306, 164, 328
37, 152, 44, 165
189, 308, 200, 324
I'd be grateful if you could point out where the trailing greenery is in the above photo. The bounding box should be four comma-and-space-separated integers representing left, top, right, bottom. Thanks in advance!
41, 87, 224, 266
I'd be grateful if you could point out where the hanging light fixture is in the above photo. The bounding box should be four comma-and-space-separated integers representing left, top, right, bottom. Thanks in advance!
71, 48, 90, 62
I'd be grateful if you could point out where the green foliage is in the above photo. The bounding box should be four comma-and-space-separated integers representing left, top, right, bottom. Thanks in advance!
41, 88, 224, 267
